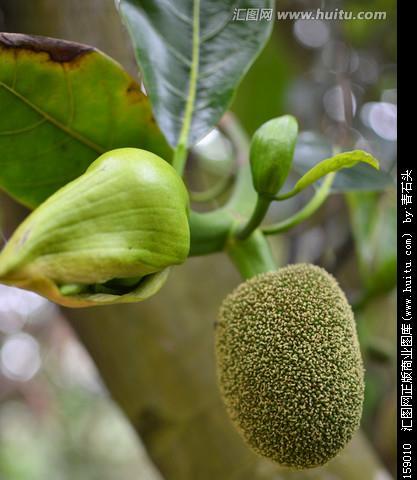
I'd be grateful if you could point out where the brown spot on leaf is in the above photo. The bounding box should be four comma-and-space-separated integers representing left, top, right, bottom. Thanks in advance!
126, 80, 145, 105
126, 81, 140, 94
0, 32, 94, 63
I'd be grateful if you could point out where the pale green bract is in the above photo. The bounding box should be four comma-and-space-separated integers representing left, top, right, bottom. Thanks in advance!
0, 148, 190, 307
276, 150, 380, 200
294, 150, 379, 193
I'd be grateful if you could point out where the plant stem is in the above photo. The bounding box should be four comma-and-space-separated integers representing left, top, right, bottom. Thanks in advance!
262, 173, 335, 235
227, 229, 276, 279
235, 195, 271, 240
273, 187, 300, 201
172, 0, 200, 175
172, 143, 187, 175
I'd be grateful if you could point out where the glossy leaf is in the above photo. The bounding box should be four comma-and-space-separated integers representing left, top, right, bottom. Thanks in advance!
118, 0, 274, 148
277, 150, 380, 200
0, 33, 171, 208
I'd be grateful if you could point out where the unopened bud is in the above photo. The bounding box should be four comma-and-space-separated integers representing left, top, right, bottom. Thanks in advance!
250, 115, 298, 197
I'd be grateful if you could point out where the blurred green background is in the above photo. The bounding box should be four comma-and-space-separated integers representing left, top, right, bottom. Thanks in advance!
0, 0, 396, 479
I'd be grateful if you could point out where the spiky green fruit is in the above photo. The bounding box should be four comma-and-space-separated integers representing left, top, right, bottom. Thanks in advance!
215, 264, 364, 469
0, 148, 189, 307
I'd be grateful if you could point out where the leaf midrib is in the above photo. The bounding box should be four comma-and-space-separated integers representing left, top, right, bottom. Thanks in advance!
172, 0, 200, 172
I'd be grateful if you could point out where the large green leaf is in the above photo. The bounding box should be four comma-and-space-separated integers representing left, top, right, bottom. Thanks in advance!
118, 0, 274, 148
0, 33, 171, 208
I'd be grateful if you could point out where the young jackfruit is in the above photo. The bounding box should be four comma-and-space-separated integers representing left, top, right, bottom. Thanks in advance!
215, 264, 364, 469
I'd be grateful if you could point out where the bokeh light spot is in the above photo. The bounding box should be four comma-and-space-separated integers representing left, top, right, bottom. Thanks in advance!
293, 19, 329, 49
1, 333, 41, 381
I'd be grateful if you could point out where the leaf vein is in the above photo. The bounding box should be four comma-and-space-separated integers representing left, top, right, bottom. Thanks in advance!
159, 0, 193, 25
0, 81, 105, 154
0, 118, 47, 135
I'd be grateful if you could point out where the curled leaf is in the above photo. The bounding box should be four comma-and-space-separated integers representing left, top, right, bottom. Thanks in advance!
276, 150, 380, 200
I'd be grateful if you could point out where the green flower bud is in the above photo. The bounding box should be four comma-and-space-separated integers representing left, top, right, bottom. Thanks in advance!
0, 148, 190, 307
250, 115, 298, 197
215, 264, 364, 469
